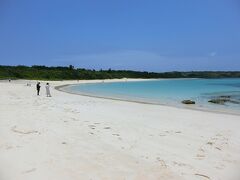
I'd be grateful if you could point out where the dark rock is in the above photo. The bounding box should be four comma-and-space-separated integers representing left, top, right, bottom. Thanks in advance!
229, 100, 240, 104
219, 95, 231, 99
208, 95, 240, 105
181, 100, 196, 104
208, 99, 228, 105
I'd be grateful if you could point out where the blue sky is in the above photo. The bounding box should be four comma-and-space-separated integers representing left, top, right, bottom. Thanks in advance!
0, 0, 240, 72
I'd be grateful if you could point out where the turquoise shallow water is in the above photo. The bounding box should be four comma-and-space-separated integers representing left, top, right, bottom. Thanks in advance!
64, 78, 240, 114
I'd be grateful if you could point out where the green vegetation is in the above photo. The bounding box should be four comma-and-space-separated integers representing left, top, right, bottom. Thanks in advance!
0, 65, 240, 80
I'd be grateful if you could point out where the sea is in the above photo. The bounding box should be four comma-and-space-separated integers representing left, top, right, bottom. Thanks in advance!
63, 78, 240, 114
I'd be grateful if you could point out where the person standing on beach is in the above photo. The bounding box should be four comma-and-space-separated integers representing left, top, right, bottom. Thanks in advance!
36, 82, 41, 95
45, 83, 51, 97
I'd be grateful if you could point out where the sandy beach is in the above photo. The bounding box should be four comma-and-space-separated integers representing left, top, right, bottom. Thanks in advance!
0, 79, 240, 180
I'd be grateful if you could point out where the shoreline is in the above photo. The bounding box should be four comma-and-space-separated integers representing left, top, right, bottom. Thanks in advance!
55, 80, 240, 116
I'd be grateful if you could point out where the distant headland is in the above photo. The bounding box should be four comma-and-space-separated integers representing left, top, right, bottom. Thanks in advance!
0, 65, 240, 80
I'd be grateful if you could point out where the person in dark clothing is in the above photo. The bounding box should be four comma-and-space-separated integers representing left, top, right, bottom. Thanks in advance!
36, 82, 41, 95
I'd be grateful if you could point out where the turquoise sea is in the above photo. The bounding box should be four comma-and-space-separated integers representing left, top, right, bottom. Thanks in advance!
64, 78, 240, 114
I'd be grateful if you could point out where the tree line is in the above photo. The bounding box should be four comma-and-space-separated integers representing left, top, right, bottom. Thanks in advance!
0, 65, 240, 80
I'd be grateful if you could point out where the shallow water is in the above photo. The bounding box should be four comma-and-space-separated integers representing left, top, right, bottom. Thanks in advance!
64, 78, 240, 114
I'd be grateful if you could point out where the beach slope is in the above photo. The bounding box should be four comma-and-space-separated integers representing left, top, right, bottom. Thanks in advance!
0, 80, 240, 180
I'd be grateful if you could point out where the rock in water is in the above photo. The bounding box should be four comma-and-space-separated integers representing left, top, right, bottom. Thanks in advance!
219, 95, 231, 99
208, 94, 240, 105
182, 100, 196, 104
229, 100, 240, 104
208, 99, 228, 105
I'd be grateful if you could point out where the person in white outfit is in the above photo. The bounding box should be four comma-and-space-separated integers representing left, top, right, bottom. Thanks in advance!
46, 83, 51, 97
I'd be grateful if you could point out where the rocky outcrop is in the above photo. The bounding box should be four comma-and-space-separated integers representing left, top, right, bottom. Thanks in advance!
182, 100, 195, 104
208, 99, 228, 105
208, 95, 240, 105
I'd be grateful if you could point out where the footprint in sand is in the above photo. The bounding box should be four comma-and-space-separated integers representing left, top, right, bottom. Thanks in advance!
156, 158, 167, 168
6, 145, 13, 150
159, 134, 166, 137
173, 161, 193, 169
207, 142, 214, 145
196, 154, 205, 160
158, 130, 169, 137
206, 133, 229, 151
140, 155, 149, 160
71, 118, 79, 121
11, 126, 39, 135
215, 147, 221, 151
22, 168, 36, 174
194, 173, 210, 179
196, 133, 229, 160
196, 148, 206, 160
159, 130, 182, 137
88, 125, 96, 129
1, 144, 16, 150
112, 134, 122, 140
215, 163, 225, 170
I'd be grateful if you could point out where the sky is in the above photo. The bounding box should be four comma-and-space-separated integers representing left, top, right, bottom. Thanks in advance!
0, 0, 240, 72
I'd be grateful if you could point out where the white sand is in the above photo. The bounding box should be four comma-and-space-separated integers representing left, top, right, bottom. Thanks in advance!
0, 79, 240, 180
